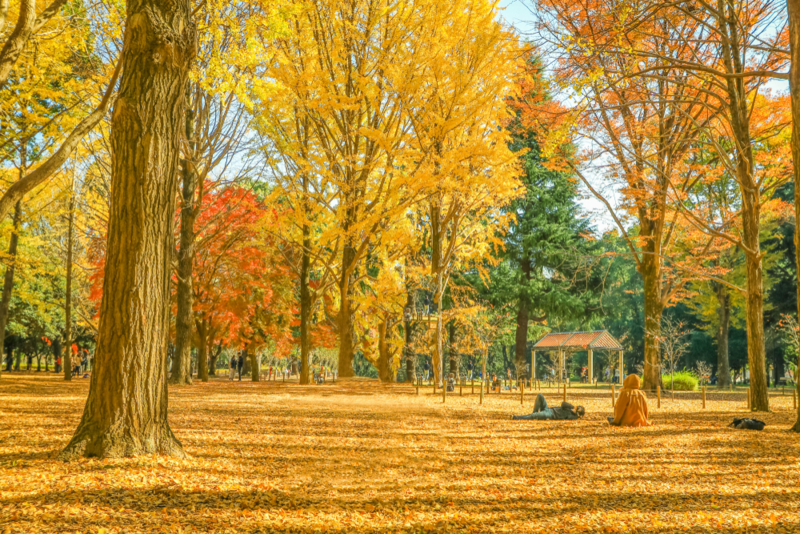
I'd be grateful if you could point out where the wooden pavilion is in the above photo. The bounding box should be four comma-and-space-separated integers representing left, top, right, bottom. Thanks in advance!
531, 330, 624, 383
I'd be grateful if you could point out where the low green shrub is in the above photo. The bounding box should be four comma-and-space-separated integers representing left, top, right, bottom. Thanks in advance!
662, 370, 698, 391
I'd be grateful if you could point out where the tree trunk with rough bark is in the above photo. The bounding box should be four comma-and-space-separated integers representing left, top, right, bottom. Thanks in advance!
170, 97, 196, 386
714, 283, 731, 389
514, 296, 529, 379
249, 345, 259, 382
60, 0, 195, 459
377, 318, 393, 383
196, 320, 208, 382
197, 324, 208, 383
448, 321, 457, 377
788, 0, 800, 431
0, 200, 21, 380
738, 136, 768, 412
337, 244, 356, 377
641, 254, 663, 392
208, 340, 220, 376
403, 291, 415, 382
63, 192, 74, 382
716, 3, 768, 411
299, 223, 312, 385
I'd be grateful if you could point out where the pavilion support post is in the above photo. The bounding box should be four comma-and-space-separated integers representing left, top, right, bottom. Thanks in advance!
588, 349, 593, 384
619, 351, 624, 384
532, 351, 536, 381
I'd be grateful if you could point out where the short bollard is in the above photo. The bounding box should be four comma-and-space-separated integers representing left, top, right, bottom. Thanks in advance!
471, 380, 474, 395
747, 387, 751, 411
611, 384, 616, 408
520, 382, 524, 405
702, 385, 706, 409
657, 385, 661, 408
563, 383, 567, 403
416, 377, 419, 395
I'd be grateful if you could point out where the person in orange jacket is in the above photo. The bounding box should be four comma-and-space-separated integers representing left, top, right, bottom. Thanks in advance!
608, 374, 651, 427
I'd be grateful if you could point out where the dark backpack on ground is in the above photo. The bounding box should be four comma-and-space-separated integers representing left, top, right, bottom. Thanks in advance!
729, 418, 766, 431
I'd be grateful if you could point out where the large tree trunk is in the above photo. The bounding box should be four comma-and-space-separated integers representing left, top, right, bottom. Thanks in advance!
641, 256, 663, 392
514, 293, 529, 379
196, 320, 208, 382
432, 271, 444, 387
718, 5, 768, 411
59, 0, 195, 459
448, 321, 457, 377
249, 345, 259, 382
299, 225, 312, 385
377, 318, 393, 383
714, 283, 731, 389
0, 200, 21, 380
337, 245, 356, 377
63, 192, 74, 382
403, 290, 415, 382
787, 0, 800, 431
170, 96, 196, 386
739, 154, 769, 412
208, 340, 220, 376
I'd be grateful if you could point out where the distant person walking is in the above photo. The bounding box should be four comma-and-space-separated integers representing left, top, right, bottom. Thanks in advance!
237, 353, 244, 381
229, 355, 236, 381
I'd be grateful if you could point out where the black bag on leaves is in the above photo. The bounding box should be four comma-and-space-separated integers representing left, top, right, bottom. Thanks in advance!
729, 418, 766, 431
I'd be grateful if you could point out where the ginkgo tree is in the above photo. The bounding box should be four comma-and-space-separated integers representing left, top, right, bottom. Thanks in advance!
251, 0, 521, 379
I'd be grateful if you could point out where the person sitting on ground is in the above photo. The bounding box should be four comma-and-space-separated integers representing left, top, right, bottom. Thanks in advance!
512, 393, 585, 421
607, 374, 651, 427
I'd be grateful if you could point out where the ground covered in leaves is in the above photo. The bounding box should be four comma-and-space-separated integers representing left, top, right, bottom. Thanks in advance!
1, 375, 799, 533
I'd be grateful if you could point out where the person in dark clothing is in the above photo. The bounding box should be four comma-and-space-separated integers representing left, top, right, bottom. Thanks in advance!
237, 354, 244, 381
512, 394, 585, 421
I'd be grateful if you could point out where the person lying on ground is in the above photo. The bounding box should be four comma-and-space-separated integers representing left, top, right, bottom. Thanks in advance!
512, 393, 585, 420
607, 374, 651, 427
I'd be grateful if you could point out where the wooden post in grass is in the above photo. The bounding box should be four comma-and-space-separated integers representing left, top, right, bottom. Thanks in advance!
702, 385, 706, 409
520, 381, 524, 405
416, 377, 419, 395
657, 386, 661, 408
747, 387, 751, 411
611, 384, 616, 408
471, 380, 474, 395
563, 382, 567, 403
